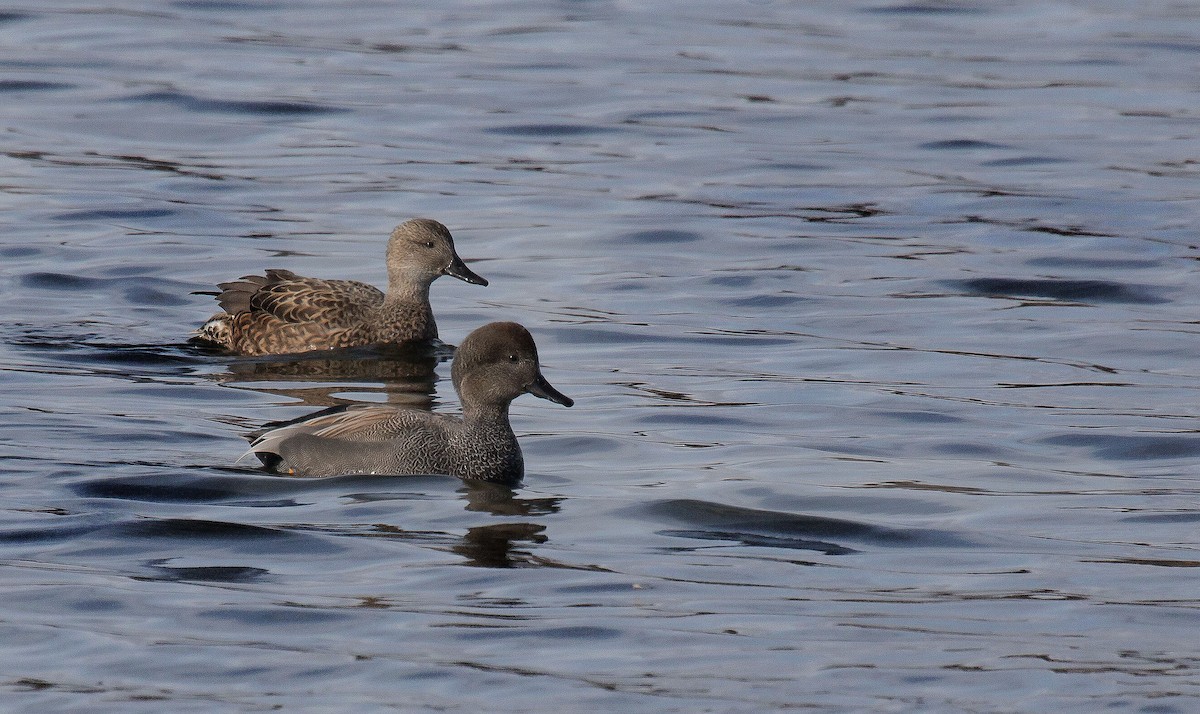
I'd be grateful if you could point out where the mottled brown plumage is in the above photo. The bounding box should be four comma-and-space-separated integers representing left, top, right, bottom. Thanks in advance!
247, 322, 574, 483
195, 219, 487, 356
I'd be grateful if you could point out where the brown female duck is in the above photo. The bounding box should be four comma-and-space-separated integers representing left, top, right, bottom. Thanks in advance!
195, 218, 487, 355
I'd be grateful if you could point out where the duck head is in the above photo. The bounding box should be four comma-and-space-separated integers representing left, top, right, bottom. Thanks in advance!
386, 218, 488, 289
452, 321, 574, 409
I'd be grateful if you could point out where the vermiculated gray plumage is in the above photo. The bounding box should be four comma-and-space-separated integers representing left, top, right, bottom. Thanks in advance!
247, 321, 573, 483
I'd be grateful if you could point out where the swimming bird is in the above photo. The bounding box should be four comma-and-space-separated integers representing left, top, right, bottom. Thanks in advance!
195, 218, 487, 355
247, 321, 574, 482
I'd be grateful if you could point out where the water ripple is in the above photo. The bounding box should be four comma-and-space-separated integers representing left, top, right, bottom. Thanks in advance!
0, 80, 73, 92
1041, 433, 1200, 461
643, 499, 972, 555
123, 90, 345, 116
949, 277, 1168, 304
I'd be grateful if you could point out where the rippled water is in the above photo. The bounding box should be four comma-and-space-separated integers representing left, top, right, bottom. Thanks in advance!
3, 1, 1199, 710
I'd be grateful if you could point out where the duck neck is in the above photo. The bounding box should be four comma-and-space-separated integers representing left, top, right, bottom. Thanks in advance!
461, 396, 515, 435
384, 270, 434, 303
457, 400, 523, 483
373, 275, 437, 341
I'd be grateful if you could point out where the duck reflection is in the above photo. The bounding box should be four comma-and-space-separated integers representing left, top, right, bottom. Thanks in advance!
454, 484, 562, 567
337, 480, 562, 567
336, 478, 560, 517
197, 341, 446, 408
452, 522, 548, 568
366, 520, 548, 568
459, 480, 562, 517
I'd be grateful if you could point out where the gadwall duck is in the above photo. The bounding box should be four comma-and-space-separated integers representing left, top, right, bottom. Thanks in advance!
195, 218, 487, 355
247, 321, 573, 483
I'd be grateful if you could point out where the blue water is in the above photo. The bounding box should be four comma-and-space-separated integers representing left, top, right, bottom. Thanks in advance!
2, 1, 1199, 710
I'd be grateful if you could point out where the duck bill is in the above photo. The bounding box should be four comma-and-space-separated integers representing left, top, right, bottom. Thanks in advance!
444, 255, 488, 286
527, 372, 574, 407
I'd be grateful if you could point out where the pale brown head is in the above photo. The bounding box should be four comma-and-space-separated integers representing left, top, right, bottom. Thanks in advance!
451, 321, 573, 410
384, 218, 488, 291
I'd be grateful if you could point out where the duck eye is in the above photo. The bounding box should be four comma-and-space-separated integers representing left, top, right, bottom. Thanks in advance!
508, 353, 519, 362
423, 241, 435, 249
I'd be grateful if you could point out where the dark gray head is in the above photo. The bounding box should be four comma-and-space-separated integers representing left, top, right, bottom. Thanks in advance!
451, 322, 573, 409
385, 218, 488, 289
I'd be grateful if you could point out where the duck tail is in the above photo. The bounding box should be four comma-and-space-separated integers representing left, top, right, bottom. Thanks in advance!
193, 313, 234, 348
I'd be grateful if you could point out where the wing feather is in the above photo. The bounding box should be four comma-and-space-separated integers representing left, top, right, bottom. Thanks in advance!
244, 271, 384, 326
250, 405, 427, 455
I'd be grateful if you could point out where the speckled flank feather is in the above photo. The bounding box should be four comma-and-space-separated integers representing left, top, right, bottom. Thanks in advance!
249, 405, 503, 478
248, 321, 573, 483
193, 218, 486, 356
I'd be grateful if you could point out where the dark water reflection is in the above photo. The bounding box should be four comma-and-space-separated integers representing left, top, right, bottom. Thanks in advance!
2, 0, 1200, 711
201, 342, 446, 407
647, 498, 974, 555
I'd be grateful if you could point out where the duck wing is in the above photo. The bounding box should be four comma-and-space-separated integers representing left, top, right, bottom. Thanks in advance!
219, 269, 384, 327
247, 405, 433, 457
305, 405, 423, 440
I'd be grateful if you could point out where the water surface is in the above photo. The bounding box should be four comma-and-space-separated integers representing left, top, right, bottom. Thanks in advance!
2, 1, 1199, 710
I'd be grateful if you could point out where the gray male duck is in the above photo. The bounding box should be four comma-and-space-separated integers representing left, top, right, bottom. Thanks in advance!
247, 321, 573, 483
195, 218, 487, 356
